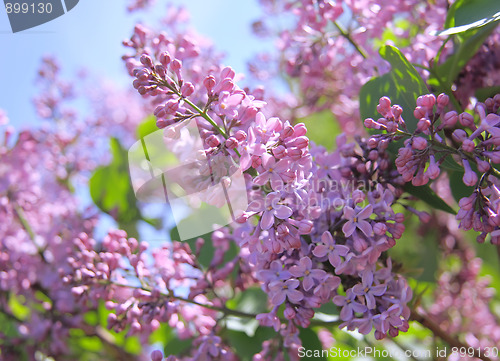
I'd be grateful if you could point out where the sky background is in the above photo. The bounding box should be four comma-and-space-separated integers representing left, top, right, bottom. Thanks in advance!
0, 0, 275, 241
0, 0, 273, 129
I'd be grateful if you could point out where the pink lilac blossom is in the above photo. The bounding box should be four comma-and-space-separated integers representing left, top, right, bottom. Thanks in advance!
455, 31, 500, 108
249, 0, 454, 134
0, 129, 98, 358
0, 56, 149, 359
127, 0, 155, 12
366, 93, 500, 244
424, 214, 500, 358
6, 2, 500, 360
125, 29, 415, 353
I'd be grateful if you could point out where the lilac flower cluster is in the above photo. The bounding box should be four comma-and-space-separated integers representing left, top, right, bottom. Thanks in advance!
4, 1, 500, 360
427, 214, 500, 358
0, 57, 149, 359
63, 228, 247, 360
127, 0, 155, 12
124, 20, 416, 354
65, 231, 212, 341
365, 93, 500, 244
0, 129, 97, 358
249, 0, 453, 134
455, 31, 500, 107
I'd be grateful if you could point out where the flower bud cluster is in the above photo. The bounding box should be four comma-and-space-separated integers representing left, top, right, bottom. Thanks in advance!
365, 93, 500, 244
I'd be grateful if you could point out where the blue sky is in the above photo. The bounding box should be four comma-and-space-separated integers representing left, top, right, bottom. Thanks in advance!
0, 0, 275, 240
0, 0, 272, 128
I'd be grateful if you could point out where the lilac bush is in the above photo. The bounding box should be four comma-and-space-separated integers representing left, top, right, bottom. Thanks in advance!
1, 1, 500, 361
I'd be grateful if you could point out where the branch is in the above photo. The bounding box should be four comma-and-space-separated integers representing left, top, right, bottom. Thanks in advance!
410, 309, 492, 361
333, 21, 368, 60
98, 280, 341, 328
395, 129, 500, 180
12, 203, 48, 263
12, 204, 37, 241
79, 323, 137, 361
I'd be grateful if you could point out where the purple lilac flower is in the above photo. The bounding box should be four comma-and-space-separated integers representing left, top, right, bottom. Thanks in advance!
352, 270, 387, 309
312, 231, 350, 268
333, 288, 367, 321
289, 256, 327, 291
342, 204, 373, 237
269, 279, 304, 305
247, 192, 293, 230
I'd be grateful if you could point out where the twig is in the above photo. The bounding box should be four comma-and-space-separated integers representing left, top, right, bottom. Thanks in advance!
12, 204, 36, 241
97, 279, 341, 328
12, 203, 48, 263
395, 129, 500, 180
334, 21, 368, 59
410, 309, 492, 361
79, 323, 137, 361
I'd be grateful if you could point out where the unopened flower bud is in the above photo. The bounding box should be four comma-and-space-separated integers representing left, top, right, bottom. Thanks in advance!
159, 51, 171, 67
426, 155, 440, 180
206, 134, 220, 148
234, 130, 246, 141
437, 93, 449, 108
203, 76, 216, 92
412, 137, 427, 150
180, 82, 195, 97
417, 118, 431, 132
452, 129, 467, 142
220, 66, 235, 79
443, 111, 458, 127
140, 54, 154, 68
462, 159, 478, 186
459, 112, 474, 128
461, 139, 475, 153
414, 106, 426, 119
373, 223, 387, 235
154, 64, 166, 78
225, 137, 238, 149
476, 157, 490, 172
293, 123, 307, 137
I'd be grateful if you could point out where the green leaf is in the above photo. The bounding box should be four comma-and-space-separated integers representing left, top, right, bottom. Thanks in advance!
299, 328, 327, 361
170, 227, 214, 268
8, 294, 29, 321
79, 336, 103, 352
170, 207, 239, 270
225, 316, 260, 337
150, 323, 174, 345
298, 110, 341, 150
388, 212, 440, 283
225, 288, 267, 336
435, 0, 500, 36
403, 183, 456, 214
164, 337, 194, 356
359, 45, 428, 133
0, 311, 21, 339
475, 86, 500, 102
429, 22, 498, 95
438, 155, 464, 172
136, 115, 158, 139
225, 327, 276, 361
226, 287, 268, 314
89, 138, 143, 236
449, 170, 474, 203
474, 240, 500, 301
316, 301, 339, 315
